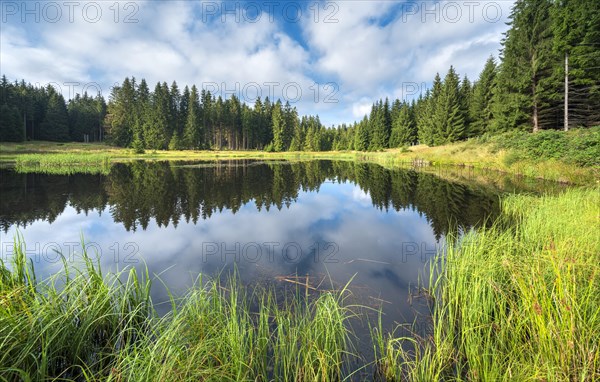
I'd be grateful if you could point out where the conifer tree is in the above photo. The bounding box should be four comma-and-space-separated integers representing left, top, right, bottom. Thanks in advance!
390, 102, 416, 147
39, 88, 69, 141
354, 116, 370, 151
433, 66, 465, 144
271, 101, 286, 152
493, 0, 556, 132
470, 56, 497, 135
183, 85, 201, 149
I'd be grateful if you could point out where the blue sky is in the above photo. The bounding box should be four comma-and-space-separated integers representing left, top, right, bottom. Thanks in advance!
0, 0, 514, 126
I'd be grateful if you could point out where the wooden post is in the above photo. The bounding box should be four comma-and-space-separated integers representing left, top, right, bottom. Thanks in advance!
564, 52, 569, 131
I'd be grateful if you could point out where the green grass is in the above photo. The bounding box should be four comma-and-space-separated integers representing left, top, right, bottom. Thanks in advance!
0, 235, 153, 381
0, 237, 355, 381
14, 153, 112, 175
377, 187, 600, 381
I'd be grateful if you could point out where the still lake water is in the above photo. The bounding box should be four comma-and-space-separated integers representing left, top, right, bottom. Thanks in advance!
0, 160, 558, 357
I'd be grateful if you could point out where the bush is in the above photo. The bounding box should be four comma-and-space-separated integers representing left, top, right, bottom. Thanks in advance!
491, 127, 600, 167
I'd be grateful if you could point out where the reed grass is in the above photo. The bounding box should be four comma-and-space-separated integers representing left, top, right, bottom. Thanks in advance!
0, 237, 355, 381
376, 187, 600, 381
0, 234, 152, 381
14, 153, 111, 175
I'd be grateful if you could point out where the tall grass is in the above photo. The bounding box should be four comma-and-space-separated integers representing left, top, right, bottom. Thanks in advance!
0, 235, 152, 381
0, 238, 354, 381
110, 277, 354, 382
376, 187, 600, 381
14, 153, 111, 175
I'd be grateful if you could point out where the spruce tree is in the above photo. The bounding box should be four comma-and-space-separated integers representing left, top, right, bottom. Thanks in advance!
390, 102, 416, 147
470, 56, 497, 135
493, 0, 556, 132
289, 116, 305, 151
108, 77, 136, 146
434, 66, 465, 144
183, 85, 201, 149
354, 116, 370, 151
0, 104, 24, 142
271, 101, 286, 152
39, 89, 70, 141
417, 74, 442, 145
144, 83, 169, 150
369, 101, 388, 150
551, 0, 600, 128
459, 76, 472, 136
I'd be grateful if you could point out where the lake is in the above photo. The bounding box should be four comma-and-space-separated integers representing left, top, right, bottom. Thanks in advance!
0, 159, 559, 365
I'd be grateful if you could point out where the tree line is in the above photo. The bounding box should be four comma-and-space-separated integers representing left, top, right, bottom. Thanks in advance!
1, 0, 597, 148
0, 77, 107, 143
105, 77, 338, 152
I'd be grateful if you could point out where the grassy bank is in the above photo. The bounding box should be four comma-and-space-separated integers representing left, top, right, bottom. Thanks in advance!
376, 187, 600, 381
0, 239, 354, 381
1, 127, 598, 183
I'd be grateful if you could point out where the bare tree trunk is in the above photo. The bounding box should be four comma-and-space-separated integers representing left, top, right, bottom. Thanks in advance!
532, 79, 540, 133
564, 52, 569, 131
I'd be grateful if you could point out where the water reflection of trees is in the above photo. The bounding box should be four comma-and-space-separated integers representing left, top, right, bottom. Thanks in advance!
1, 161, 500, 237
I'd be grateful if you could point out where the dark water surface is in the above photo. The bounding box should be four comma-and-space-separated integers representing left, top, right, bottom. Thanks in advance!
0, 160, 558, 363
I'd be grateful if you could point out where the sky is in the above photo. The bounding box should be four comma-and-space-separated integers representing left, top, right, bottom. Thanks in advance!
0, 0, 515, 126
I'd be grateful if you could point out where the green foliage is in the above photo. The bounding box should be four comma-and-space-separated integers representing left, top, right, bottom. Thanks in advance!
132, 134, 146, 154
168, 131, 182, 151
417, 75, 442, 146
389, 102, 416, 147
14, 153, 112, 175
470, 56, 497, 135
434, 66, 466, 144
38, 89, 70, 142
68, 93, 106, 142
264, 142, 275, 152
0, 104, 24, 142
354, 116, 370, 151
369, 100, 390, 150
271, 101, 286, 152
183, 85, 202, 149
492, 126, 600, 166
